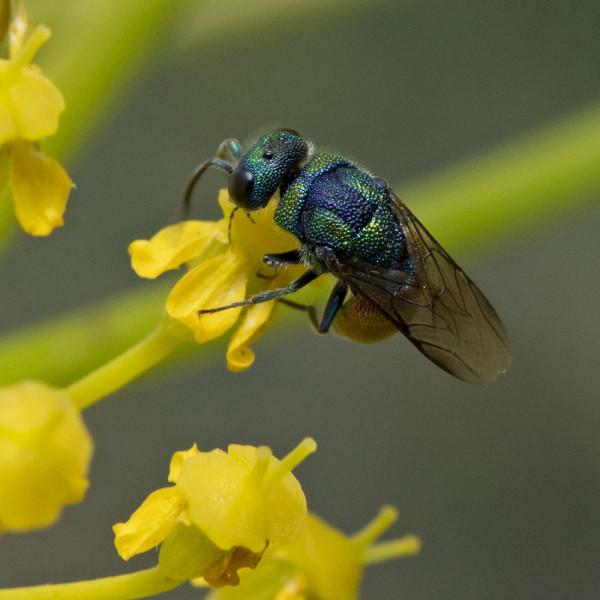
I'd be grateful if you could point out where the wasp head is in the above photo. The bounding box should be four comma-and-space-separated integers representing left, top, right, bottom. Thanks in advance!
228, 129, 308, 211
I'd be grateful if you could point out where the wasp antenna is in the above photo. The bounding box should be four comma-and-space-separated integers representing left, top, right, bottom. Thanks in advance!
180, 157, 234, 220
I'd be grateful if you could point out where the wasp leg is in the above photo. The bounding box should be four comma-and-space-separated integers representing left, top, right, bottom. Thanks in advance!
318, 280, 348, 333
280, 298, 321, 331
198, 270, 321, 315
257, 250, 303, 280
216, 138, 242, 161
262, 250, 303, 267
226, 206, 240, 239
281, 280, 347, 334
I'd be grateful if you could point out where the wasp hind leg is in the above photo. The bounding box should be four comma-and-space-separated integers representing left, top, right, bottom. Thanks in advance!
197, 269, 321, 315
281, 280, 348, 334
262, 249, 303, 268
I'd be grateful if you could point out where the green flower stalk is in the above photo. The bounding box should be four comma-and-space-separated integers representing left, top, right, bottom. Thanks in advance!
65, 314, 192, 411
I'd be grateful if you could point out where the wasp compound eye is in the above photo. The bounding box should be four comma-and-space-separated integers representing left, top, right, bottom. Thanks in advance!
228, 166, 254, 208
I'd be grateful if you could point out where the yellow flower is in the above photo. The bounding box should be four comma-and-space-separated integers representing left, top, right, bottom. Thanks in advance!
205, 507, 421, 600
0, 12, 71, 236
0, 380, 93, 533
129, 190, 308, 372
114, 438, 316, 587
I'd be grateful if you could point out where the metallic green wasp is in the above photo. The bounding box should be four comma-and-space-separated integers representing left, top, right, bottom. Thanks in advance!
185, 130, 511, 382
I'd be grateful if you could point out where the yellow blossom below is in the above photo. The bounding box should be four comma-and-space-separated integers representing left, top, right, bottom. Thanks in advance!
177, 442, 312, 553
0, 381, 93, 533
114, 439, 316, 587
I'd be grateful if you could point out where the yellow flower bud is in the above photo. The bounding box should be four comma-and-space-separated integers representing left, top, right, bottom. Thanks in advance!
0, 381, 93, 533
279, 507, 421, 600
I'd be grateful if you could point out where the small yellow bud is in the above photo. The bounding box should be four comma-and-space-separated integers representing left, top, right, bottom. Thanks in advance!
0, 381, 93, 533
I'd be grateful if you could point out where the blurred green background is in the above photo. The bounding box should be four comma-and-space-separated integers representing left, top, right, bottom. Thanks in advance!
0, 1, 599, 598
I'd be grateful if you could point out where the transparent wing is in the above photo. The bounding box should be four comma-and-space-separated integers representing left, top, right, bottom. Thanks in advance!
320, 191, 511, 383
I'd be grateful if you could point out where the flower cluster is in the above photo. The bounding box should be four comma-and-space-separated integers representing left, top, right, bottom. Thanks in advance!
0, 7, 421, 600
129, 190, 309, 371
113, 439, 420, 598
0, 7, 71, 235
114, 439, 317, 586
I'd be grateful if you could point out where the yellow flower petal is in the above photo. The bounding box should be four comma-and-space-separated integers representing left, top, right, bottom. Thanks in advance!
177, 448, 261, 550
9, 139, 71, 235
177, 443, 309, 553
168, 443, 200, 483
0, 381, 93, 533
113, 486, 187, 560
0, 58, 64, 144
286, 513, 362, 600
129, 220, 228, 279
228, 443, 309, 545
167, 247, 248, 343
226, 300, 278, 372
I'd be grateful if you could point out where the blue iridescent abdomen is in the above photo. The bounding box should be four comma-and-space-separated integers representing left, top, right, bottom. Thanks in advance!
275, 153, 409, 269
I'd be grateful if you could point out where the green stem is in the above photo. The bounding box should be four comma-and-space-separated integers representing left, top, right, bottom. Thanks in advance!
0, 186, 14, 250
0, 283, 172, 387
66, 315, 192, 410
0, 566, 181, 600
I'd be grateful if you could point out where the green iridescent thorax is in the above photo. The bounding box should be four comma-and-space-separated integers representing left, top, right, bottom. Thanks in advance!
275, 153, 407, 267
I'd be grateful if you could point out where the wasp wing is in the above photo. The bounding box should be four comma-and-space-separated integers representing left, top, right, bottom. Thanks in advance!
319, 192, 511, 383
